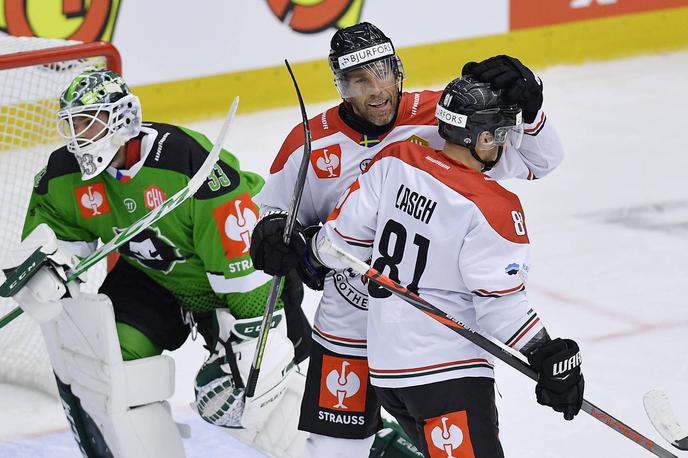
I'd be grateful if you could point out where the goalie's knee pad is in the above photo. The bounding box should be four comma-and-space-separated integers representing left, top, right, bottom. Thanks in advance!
40, 293, 185, 458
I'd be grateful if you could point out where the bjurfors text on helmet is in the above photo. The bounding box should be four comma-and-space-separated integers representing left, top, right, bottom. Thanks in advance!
337, 42, 394, 70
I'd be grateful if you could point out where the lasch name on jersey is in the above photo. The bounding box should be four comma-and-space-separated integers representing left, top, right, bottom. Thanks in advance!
394, 184, 437, 224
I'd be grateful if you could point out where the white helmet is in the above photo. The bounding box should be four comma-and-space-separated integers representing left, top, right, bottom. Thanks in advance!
57, 69, 141, 180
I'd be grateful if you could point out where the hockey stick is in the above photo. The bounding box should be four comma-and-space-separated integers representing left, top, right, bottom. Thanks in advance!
0, 96, 240, 329
644, 390, 688, 451
317, 236, 679, 458
244, 60, 311, 399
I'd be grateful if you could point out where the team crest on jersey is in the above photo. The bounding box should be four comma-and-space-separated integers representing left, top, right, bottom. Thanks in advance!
213, 193, 259, 259
333, 270, 369, 310
423, 411, 476, 458
115, 226, 185, 274
144, 185, 167, 210
310, 145, 342, 179
405, 134, 429, 147
319, 355, 368, 413
74, 183, 111, 218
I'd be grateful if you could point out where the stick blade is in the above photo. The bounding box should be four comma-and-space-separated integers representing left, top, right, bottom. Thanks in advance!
644, 390, 688, 451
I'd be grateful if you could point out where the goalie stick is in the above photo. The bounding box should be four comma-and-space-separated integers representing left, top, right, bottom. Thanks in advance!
317, 236, 679, 458
0, 96, 240, 329
244, 60, 312, 398
644, 390, 688, 451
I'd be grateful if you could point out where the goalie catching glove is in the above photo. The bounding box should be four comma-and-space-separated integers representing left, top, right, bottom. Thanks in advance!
193, 308, 307, 457
193, 308, 295, 429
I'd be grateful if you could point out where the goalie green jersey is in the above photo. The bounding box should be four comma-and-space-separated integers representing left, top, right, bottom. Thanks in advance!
23, 122, 278, 318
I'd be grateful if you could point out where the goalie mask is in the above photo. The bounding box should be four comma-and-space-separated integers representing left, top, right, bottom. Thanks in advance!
436, 76, 523, 171
328, 22, 404, 100
57, 70, 142, 180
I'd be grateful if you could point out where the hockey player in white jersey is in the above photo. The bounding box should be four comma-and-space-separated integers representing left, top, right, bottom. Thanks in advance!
250, 22, 565, 457
311, 75, 585, 457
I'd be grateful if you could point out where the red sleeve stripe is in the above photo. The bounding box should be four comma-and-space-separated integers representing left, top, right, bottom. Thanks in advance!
506, 314, 541, 348
369, 357, 493, 374
473, 283, 525, 297
524, 112, 546, 136
334, 227, 374, 247
313, 325, 367, 345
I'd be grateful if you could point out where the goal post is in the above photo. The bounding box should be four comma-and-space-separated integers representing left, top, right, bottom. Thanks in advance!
0, 36, 121, 397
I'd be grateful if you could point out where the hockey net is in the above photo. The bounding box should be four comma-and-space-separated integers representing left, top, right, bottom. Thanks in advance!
0, 36, 121, 397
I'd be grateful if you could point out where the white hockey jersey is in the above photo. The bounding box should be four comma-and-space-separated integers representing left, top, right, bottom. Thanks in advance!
256, 90, 561, 357
315, 141, 545, 388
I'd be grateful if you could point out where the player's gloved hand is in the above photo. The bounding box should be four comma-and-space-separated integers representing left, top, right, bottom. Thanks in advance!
527, 337, 584, 420
462, 55, 543, 123
250, 211, 306, 276
296, 226, 330, 291
0, 223, 79, 323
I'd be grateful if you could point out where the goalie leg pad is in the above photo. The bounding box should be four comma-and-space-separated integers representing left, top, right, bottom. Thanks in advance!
40, 293, 185, 458
229, 364, 309, 458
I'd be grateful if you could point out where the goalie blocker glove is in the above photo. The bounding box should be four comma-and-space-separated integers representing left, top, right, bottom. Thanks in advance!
250, 212, 329, 290
462, 55, 543, 124
526, 337, 584, 420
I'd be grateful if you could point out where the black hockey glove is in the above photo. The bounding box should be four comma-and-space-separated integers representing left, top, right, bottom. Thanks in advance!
462, 55, 543, 124
296, 225, 330, 291
527, 338, 584, 420
249, 211, 306, 277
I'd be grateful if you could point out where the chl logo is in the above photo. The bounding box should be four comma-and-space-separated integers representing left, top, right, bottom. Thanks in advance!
75, 183, 111, 218
319, 355, 368, 412
213, 193, 259, 259
116, 226, 184, 274
144, 185, 166, 210
310, 145, 342, 179
423, 411, 475, 458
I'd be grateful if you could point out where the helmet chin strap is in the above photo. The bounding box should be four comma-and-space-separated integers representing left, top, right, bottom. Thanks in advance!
470, 145, 504, 172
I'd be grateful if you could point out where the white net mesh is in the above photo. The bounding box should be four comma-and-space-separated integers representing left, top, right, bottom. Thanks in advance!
0, 35, 113, 397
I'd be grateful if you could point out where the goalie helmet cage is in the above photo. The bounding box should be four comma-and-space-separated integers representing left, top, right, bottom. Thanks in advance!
0, 36, 121, 398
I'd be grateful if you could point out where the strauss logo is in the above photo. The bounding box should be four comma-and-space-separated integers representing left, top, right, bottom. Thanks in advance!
430, 417, 464, 458
316, 148, 340, 177
80, 185, 104, 215
266, 0, 365, 33
325, 360, 361, 409
224, 199, 258, 253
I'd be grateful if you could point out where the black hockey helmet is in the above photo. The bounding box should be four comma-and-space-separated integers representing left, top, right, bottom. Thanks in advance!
328, 22, 404, 99
436, 76, 523, 169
